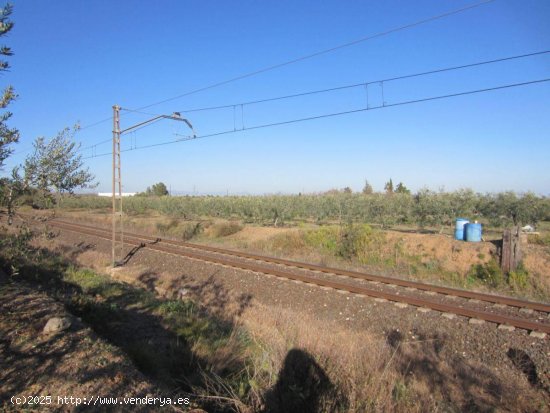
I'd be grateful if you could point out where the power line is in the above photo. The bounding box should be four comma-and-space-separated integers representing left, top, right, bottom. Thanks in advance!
130, 0, 497, 111
173, 50, 550, 114
81, 77, 550, 161
76, 48, 550, 154
71, 0, 497, 150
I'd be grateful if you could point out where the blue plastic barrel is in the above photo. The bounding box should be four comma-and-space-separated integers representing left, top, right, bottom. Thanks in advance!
464, 223, 482, 242
454, 218, 469, 241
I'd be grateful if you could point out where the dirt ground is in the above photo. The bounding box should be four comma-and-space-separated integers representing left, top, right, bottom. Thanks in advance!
5, 210, 550, 412
0, 271, 165, 412
31, 222, 550, 412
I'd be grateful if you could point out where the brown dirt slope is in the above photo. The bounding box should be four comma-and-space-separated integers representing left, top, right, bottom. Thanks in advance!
0, 271, 159, 412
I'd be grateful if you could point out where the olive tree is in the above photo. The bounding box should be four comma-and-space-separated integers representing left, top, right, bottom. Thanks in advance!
24, 125, 96, 206
0, 166, 24, 224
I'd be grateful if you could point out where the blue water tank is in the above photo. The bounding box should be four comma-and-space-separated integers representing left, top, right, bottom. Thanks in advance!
454, 218, 469, 241
464, 223, 482, 242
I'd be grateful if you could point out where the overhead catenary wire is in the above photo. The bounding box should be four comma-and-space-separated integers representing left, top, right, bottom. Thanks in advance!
134, 0, 497, 111
170, 49, 550, 115
76, 48, 550, 155
73, 0, 497, 135
81, 77, 550, 160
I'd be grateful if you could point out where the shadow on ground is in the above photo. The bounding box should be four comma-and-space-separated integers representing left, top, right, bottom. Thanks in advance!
0, 272, 157, 411
0, 240, 252, 412
385, 328, 538, 412
262, 348, 343, 413
165, 271, 253, 320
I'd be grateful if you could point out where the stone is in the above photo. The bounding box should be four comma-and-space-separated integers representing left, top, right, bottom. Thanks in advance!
374, 298, 388, 303
529, 331, 547, 339
468, 318, 485, 325
337, 289, 349, 294
394, 302, 408, 309
497, 324, 515, 332
442, 313, 456, 320
417, 307, 431, 313
43, 317, 72, 334
519, 308, 534, 315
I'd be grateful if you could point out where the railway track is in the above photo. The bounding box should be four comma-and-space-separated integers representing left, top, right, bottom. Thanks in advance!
34, 216, 550, 335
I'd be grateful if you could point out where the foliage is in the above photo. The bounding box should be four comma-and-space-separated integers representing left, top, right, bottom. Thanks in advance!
508, 262, 529, 291
58, 190, 550, 231
0, 166, 25, 224
480, 191, 547, 227
337, 222, 371, 260
384, 178, 394, 194
0, 225, 34, 275
362, 179, 373, 195
302, 223, 386, 264
395, 182, 410, 195
180, 222, 203, 240
24, 125, 96, 204
0, 3, 18, 169
143, 182, 169, 197
468, 259, 504, 288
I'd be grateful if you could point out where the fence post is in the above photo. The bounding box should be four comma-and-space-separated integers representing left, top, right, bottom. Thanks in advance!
501, 226, 522, 273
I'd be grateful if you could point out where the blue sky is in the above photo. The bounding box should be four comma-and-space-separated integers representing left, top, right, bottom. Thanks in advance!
3, 0, 550, 195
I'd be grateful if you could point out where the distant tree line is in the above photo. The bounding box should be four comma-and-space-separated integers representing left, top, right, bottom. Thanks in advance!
61, 189, 550, 229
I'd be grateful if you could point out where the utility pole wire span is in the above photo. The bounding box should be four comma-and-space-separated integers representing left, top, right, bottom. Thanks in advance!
78, 48, 550, 154
135, 0, 497, 111
82, 77, 550, 161
75, 0, 497, 133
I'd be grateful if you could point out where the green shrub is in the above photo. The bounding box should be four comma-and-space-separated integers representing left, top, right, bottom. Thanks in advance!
468, 259, 504, 287
181, 222, 203, 240
508, 262, 529, 290
0, 227, 35, 274
303, 223, 385, 263
304, 226, 339, 253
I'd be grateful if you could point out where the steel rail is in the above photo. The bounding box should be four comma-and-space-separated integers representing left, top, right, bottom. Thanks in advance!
49, 218, 550, 313
44, 219, 550, 334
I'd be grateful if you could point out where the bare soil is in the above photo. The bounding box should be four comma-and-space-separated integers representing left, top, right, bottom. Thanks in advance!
0, 271, 160, 412
384, 230, 495, 274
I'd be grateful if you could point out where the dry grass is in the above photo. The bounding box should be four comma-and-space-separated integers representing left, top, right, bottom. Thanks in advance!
241, 303, 544, 412
243, 304, 417, 412
9, 217, 547, 412
207, 222, 244, 238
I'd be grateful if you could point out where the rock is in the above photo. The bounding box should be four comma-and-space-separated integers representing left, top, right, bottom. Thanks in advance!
43, 316, 72, 334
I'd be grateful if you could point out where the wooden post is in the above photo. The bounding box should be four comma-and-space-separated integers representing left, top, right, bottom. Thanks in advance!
501, 226, 522, 273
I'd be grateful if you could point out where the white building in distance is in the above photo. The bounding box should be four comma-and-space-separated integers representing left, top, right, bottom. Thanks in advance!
97, 192, 136, 197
